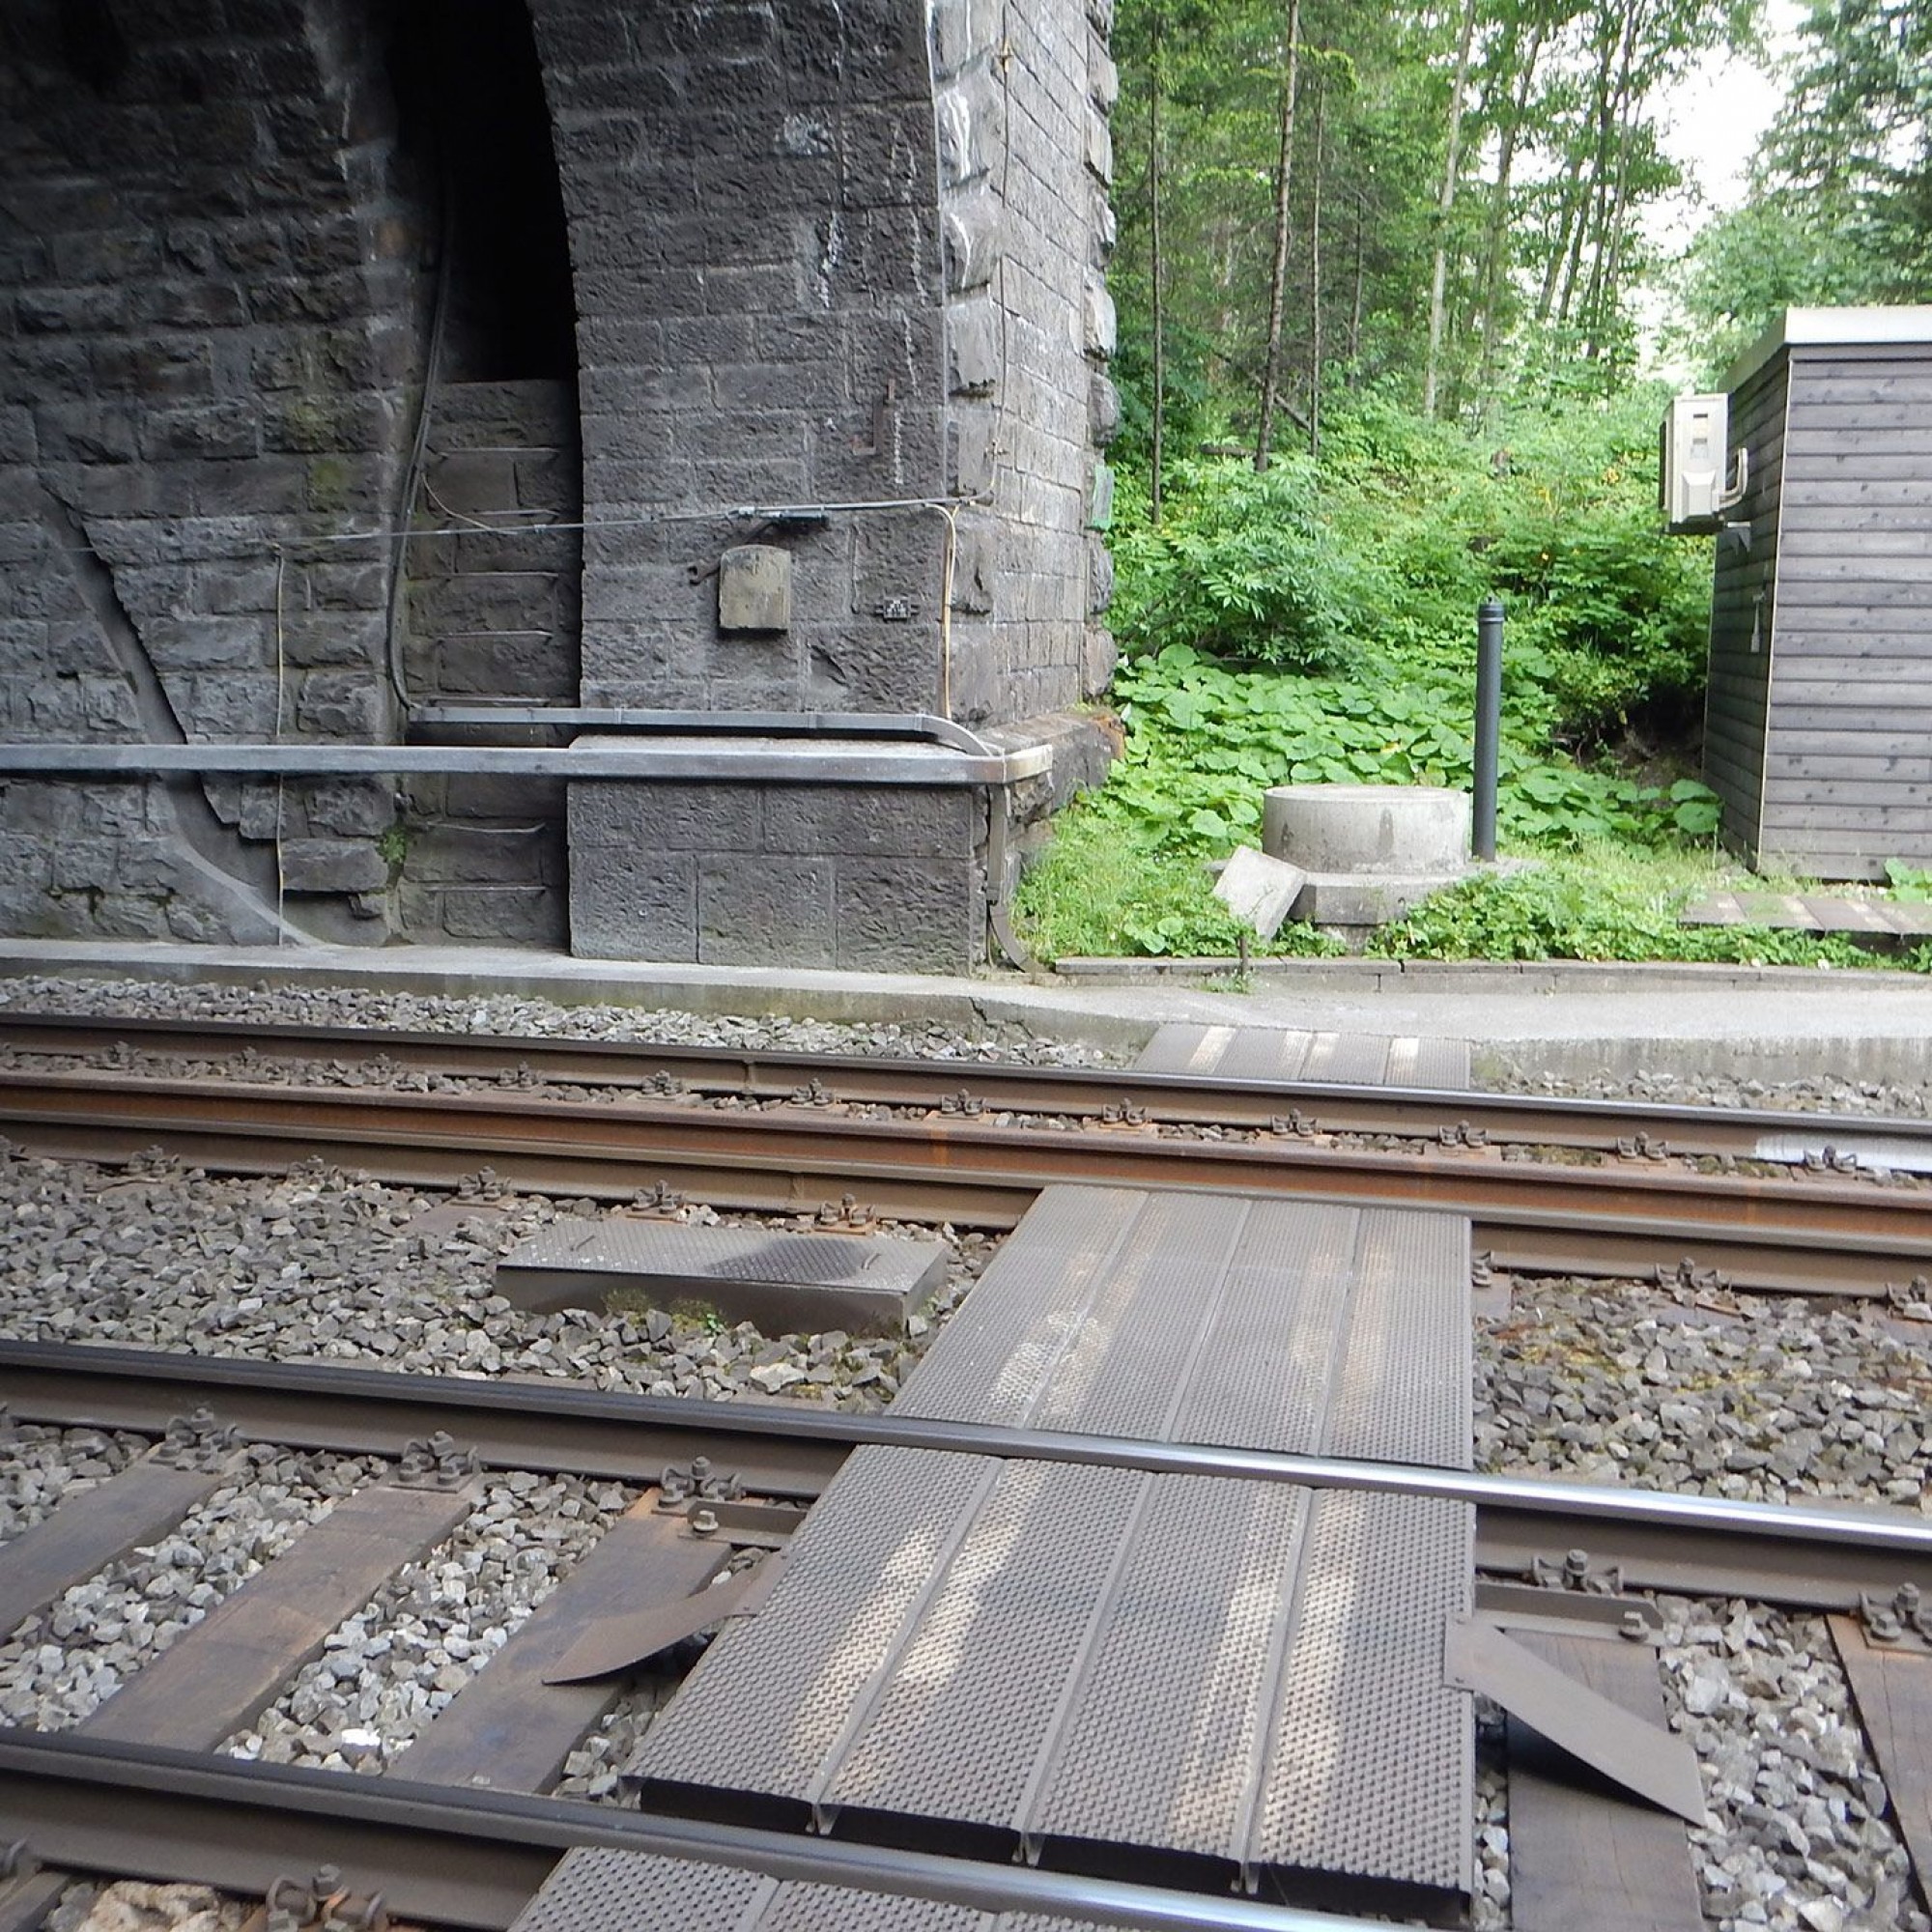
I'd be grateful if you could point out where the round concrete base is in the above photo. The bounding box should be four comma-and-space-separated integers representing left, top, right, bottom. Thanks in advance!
1263, 783, 1471, 875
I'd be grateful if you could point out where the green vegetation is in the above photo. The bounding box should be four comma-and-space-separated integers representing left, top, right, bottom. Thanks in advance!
1369, 855, 1875, 969
1019, 0, 1932, 970
1016, 392, 1732, 962
1673, 0, 1932, 380
1013, 812, 1342, 960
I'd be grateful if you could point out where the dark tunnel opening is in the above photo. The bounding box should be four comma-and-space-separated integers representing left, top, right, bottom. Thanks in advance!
387, 0, 578, 384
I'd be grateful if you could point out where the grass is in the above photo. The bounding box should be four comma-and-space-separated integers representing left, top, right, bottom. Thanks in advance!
1013, 813, 1927, 973
1012, 810, 1341, 961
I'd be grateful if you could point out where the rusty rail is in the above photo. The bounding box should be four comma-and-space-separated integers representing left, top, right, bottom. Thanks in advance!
0, 1065, 1927, 1294
3, 1009, 1928, 1166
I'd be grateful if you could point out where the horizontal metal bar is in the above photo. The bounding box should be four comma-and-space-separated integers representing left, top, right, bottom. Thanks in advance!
408, 705, 998, 755
0, 1342, 842, 1499
5, 1341, 1928, 1565
0, 739, 1048, 785
3, 1104, 1917, 1297
0, 1731, 1396, 1932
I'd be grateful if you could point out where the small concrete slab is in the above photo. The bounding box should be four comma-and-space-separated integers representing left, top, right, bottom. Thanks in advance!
1293, 870, 1467, 926
1212, 846, 1308, 939
496, 1217, 948, 1337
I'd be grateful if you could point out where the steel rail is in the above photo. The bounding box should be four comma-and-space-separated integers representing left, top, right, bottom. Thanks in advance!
5, 1009, 1930, 1166
1, 1068, 1928, 1298
0, 1732, 1390, 1932
5, 1341, 1928, 1607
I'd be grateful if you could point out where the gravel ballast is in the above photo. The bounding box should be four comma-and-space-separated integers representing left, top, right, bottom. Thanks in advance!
0, 975, 1129, 1067
1, 977, 1929, 1927
0, 1151, 986, 1405
1481, 1276, 1932, 1932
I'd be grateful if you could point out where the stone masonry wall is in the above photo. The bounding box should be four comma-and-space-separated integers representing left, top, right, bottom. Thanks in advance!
538, 0, 1119, 970
935, 0, 1120, 724
1, 0, 1118, 966
570, 768, 982, 971
529, 0, 1114, 731
0, 0, 425, 942
529, 0, 955, 718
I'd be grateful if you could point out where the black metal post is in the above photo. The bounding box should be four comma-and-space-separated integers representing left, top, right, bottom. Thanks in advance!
1473, 597, 1503, 863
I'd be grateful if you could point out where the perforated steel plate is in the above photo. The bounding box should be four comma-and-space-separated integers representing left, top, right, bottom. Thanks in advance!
509, 1849, 1117, 1932
896, 1190, 1470, 1467
497, 1216, 947, 1334
630, 1187, 1472, 1906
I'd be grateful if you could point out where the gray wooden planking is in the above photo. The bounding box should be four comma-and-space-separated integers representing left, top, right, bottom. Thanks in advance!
629, 1184, 1472, 1907
1133, 1021, 1470, 1090
1680, 893, 1932, 936
1704, 332, 1932, 876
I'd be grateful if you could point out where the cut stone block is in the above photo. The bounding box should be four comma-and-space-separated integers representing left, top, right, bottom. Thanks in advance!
496, 1217, 949, 1338
1264, 784, 1469, 876
716, 545, 791, 632
1212, 846, 1308, 939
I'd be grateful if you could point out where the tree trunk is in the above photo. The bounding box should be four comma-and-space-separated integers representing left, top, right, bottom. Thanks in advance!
1149, 4, 1165, 524
1556, 1, 1625, 328
1474, 10, 1548, 414
1350, 188, 1366, 363
1535, 144, 1587, 323
1421, 0, 1480, 417
1308, 64, 1324, 459
1579, 1, 1645, 358
1255, 0, 1302, 472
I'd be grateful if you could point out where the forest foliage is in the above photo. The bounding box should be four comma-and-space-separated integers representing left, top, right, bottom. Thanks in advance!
1019, 0, 1932, 959
1115, 0, 1931, 451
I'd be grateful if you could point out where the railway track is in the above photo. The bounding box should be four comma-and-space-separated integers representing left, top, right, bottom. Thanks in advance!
0, 1012, 1927, 1296
4, 1341, 1932, 1932
2, 1009, 1927, 1167
3, 1009, 1931, 1932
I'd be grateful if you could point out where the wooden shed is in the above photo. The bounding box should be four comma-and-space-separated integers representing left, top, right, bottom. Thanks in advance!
1702, 305, 1932, 879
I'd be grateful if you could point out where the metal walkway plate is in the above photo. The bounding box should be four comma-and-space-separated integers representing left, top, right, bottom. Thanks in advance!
629, 1189, 1472, 1910
511, 1847, 1113, 1932
1134, 1023, 1471, 1090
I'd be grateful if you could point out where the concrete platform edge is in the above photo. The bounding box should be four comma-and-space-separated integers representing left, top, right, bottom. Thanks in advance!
3, 940, 1932, 1088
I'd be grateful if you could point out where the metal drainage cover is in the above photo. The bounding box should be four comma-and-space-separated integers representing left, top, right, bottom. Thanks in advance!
496, 1217, 949, 1336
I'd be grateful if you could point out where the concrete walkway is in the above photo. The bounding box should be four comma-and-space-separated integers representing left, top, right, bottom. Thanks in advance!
3, 938, 1931, 1085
